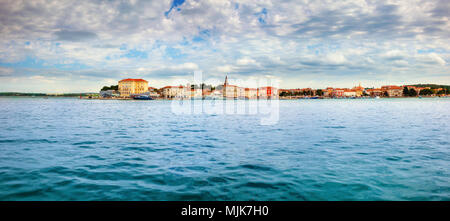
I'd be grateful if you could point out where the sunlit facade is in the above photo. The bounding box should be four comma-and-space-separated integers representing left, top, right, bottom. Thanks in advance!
118, 78, 148, 97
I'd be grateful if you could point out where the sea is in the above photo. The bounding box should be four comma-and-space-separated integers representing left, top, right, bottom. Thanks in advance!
0, 97, 449, 200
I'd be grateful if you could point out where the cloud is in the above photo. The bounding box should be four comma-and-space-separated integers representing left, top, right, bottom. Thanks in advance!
417, 53, 446, 66
0, 0, 449, 91
236, 57, 257, 65
54, 30, 98, 42
0, 67, 13, 76
383, 50, 408, 61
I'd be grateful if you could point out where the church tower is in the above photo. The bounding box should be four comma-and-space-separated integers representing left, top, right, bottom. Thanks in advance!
223, 75, 229, 98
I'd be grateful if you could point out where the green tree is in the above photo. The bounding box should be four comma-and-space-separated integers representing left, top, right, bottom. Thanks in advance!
100, 85, 118, 91
316, 89, 324, 96
419, 89, 433, 96
403, 87, 410, 96
409, 88, 417, 96
362, 91, 369, 96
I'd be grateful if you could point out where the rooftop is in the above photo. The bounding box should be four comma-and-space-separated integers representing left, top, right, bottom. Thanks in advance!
119, 78, 148, 83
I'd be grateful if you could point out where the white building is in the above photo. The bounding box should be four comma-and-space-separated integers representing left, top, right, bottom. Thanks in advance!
189, 88, 203, 98
161, 86, 188, 99
343, 90, 357, 97
258, 86, 278, 99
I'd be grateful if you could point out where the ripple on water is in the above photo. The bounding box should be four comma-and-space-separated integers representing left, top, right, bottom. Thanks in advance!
121, 146, 156, 152
238, 164, 275, 172
0, 139, 56, 144
0, 98, 449, 200
72, 141, 97, 145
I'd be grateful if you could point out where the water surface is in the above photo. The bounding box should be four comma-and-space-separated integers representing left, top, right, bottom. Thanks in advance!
0, 97, 449, 200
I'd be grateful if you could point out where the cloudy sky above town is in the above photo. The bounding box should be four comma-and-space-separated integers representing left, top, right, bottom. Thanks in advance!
0, 0, 449, 92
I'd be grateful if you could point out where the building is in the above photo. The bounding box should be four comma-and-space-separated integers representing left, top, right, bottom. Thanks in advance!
381, 85, 403, 97
223, 85, 239, 98
189, 88, 203, 98
323, 87, 334, 97
209, 90, 223, 99
222, 75, 242, 99
343, 89, 357, 97
258, 86, 278, 99
118, 78, 148, 97
245, 88, 258, 99
332, 88, 345, 97
99, 90, 119, 98
202, 89, 212, 98
366, 88, 383, 97
237, 87, 245, 98
147, 87, 160, 97
352, 83, 365, 97
161, 86, 187, 99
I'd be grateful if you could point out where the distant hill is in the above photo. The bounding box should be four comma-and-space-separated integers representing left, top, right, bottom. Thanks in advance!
406, 84, 450, 90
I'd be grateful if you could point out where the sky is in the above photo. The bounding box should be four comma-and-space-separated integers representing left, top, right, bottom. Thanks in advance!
0, 0, 449, 93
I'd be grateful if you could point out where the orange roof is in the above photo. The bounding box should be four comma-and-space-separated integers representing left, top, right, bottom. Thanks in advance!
259, 86, 278, 90
119, 78, 148, 82
162, 86, 185, 89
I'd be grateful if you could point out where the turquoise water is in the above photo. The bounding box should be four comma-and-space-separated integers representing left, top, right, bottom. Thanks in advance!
0, 97, 449, 200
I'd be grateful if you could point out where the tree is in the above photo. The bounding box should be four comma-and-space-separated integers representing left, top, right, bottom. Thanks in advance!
362, 91, 369, 96
403, 87, 410, 96
100, 85, 118, 91
409, 88, 417, 96
419, 89, 433, 96
383, 91, 389, 97
316, 89, 324, 96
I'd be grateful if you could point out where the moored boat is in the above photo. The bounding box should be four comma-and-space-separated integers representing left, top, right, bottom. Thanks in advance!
133, 95, 153, 100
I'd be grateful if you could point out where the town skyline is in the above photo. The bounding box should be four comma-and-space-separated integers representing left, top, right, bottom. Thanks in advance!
0, 1, 449, 93
1, 75, 450, 94
89, 77, 449, 100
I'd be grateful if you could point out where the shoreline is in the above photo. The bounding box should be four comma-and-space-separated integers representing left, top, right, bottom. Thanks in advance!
79, 96, 450, 100
1, 95, 449, 100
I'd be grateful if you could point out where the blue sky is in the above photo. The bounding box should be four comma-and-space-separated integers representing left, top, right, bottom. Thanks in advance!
0, 0, 449, 92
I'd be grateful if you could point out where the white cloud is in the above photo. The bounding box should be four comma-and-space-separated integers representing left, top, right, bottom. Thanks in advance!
417, 53, 446, 66
0, 0, 449, 91
236, 57, 257, 65
325, 53, 347, 65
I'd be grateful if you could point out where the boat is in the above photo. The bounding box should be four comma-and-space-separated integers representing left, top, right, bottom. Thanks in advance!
375, 96, 380, 99
133, 95, 153, 100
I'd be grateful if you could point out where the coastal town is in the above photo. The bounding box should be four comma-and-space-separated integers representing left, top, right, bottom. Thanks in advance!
97, 76, 450, 100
